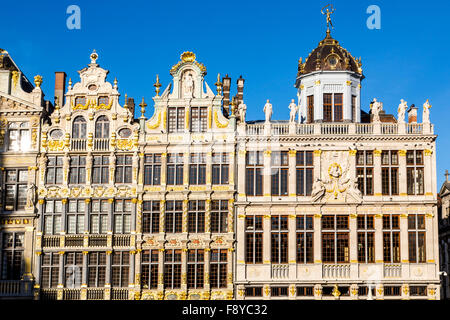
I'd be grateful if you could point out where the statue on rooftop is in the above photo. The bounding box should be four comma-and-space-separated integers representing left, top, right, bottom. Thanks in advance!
288, 99, 298, 123
397, 99, 407, 124
423, 99, 431, 123
263, 99, 273, 123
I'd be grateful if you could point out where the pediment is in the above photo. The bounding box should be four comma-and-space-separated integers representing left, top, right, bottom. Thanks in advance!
0, 94, 41, 113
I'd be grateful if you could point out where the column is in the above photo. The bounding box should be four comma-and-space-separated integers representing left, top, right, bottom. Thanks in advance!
81, 251, 88, 300
129, 251, 136, 289
158, 249, 164, 292
237, 149, 246, 198
206, 151, 212, 187
400, 213, 409, 263
313, 150, 321, 181
229, 151, 235, 187
314, 213, 322, 264
313, 80, 322, 122
344, 80, 352, 121
356, 84, 361, 122
227, 247, 234, 299
160, 200, 165, 234
161, 153, 167, 186
107, 198, 114, 234
61, 198, 68, 234
86, 152, 92, 186
424, 149, 433, 196
288, 215, 296, 273
263, 215, 271, 264
131, 198, 137, 233
84, 199, 90, 234
38, 199, 45, 232
425, 212, 435, 263
263, 150, 271, 198
236, 209, 246, 282
183, 152, 189, 187
138, 152, 145, 186
288, 150, 296, 197
373, 150, 382, 196
182, 199, 188, 234
34, 252, 42, 292
204, 248, 210, 297
181, 248, 187, 293
58, 251, 64, 288
399, 150, 407, 196
374, 213, 383, 263
349, 212, 358, 264
105, 251, 112, 288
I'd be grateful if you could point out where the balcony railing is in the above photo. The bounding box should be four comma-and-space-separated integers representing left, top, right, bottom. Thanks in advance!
113, 235, 131, 247
271, 264, 289, 279
40, 289, 58, 300
321, 123, 349, 135
381, 123, 398, 135
63, 289, 81, 300
111, 288, 129, 300
406, 123, 423, 134
271, 124, 289, 136
94, 138, 109, 151
65, 235, 84, 248
42, 236, 60, 248
322, 264, 351, 279
0, 280, 33, 298
88, 235, 108, 247
71, 139, 87, 151
384, 264, 402, 278
246, 124, 264, 135
356, 123, 373, 135
87, 288, 105, 300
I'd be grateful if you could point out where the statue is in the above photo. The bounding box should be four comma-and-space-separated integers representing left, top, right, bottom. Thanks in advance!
423, 99, 431, 123
263, 99, 272, 123
26, 183, 37, 208
288, 99, 298, 123
238, 102, 247, 123
371, 98, 382, 122
39, 154, 48, 168
397, 99, 407, 124
311, 179, 326, 202
321, 4, 336, 30
183, 72, 194, 98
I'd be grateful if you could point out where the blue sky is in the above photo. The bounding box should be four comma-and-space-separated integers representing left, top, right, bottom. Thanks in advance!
3, 0, 449, 188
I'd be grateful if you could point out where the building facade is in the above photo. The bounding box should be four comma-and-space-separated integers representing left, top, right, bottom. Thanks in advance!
438, 171, 450, 299
0, 24, 441, 300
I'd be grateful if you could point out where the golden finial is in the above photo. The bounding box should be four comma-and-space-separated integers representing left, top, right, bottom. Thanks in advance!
153, 74, 161, 96
321, 4, 336, 33
214, 73, 222, 95
34, 75, 43, 88
124, 93, 128, 107
68, 78, 72, 86
139, 97, 147, 117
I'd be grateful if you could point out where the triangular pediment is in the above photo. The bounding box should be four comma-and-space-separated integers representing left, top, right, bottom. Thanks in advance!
0, 94, 42, 113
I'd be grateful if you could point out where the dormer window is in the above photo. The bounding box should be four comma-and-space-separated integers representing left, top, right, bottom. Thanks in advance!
323, 93, 343, 122
7, 122, 30, 152
75, 96, 86, 106
72, 116, 87, 139
98, 96, 109, 106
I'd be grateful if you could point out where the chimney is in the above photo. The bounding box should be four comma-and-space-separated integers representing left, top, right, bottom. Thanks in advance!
236, 75, 245, 104
54, 72, 67, 107
127, 97, 135, 119
407, 104, 417, 123
222, 74, 231, 115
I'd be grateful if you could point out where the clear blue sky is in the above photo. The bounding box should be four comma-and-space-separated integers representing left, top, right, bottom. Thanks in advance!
3, 0, 449, 188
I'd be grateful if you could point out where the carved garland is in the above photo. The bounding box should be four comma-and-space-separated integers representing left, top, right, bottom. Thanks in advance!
214, 110, 228, 128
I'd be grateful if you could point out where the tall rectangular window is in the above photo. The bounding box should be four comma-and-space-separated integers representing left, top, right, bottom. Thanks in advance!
191, 107, 207, 132
142, 201, 160, 234
307, 95, 314, 123
3, 169, 28, 211
188, 200, 205, 233
164, 249, 181, 289
113, 199, 131, 234
323, 93, 343, 122
90, 200, 109, 234
168, 107, 185, 133
296, 216, 313, 264
187, 249, 204, 289
357, 215, 375, 263
271, 152, 288, 196
1, 232, 24, 280
352, 95, 357, 122
7, 122, 30, 152
322, 215, 349, 263
41, 252, 59, 288
381, 151, 399, 195
212, 153, 229, 185
356, 151, 374, 195
210, 249, 227, 289
46, 156, 64, 184
88, 252, 106, 287
334, 93, 343, 122
406, 151, 424, 195
383, 215, 400, 263
67, 200, 85, 234
92, 155, 109, 184
141, 250, 158, 289
43, 200, 62, 235
296, 151, 314, 196
64, 252, 83, 288
69, 155, 86, 184
189, 153, 206, 185
246, 151, 263, 196
167, 153, 184, 185
211, 200, 228, 233
245, 216, 263, 264
115, 155, 132, 183
271, 216, 288, 264
165, 200, 182, 233
323, 93, 332, 122
144, 154, 161, 185
408, 214, 426, 263
111, 251, 129, 287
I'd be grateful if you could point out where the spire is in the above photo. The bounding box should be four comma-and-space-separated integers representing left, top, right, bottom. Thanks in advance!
446, 170, 449, 182
153, 74, 161, 96
139, 97, 147, 118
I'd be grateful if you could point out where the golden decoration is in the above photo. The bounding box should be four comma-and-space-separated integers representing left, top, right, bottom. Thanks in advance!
116, 139, 134, 151
47, 140, 65, 151
34, 75, 43, 88
424, 149, 433, 156
72, 98, 90, 111
214, 110, 229, 128
11, 71, 19, 88
398, 150, 407, 157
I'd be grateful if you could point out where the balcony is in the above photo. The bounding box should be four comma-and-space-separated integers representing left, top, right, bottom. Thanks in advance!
42, 236, 60, 248
71, 139, 87, 151
111, 288, 129, 300
87, 288, 105, 300
0, 280, 33, 298
65, 235, 84, 248
322, 264, 351, 279
113, 235, 131, 247
383, 264, 402, 278
94, 138, 109, 151
271, 264, 289, 279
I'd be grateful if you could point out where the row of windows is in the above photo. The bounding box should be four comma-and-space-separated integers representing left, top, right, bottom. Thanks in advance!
244, 215, 427, 264
306, 94, 358, 123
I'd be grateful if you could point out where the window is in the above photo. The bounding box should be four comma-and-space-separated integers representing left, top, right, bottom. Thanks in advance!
72, 116, 87, 139
95, 115, 109, 138
322, 215, 349, 263
75, 96, 86, 106
212, 153, 229, 185
44, 200, 63, 235
307, 95, 314, 123
210, 249, 227, 289
144, 154, 161, 185
164, 249, 181, 289
296, 216, 314, 263
167, 153, 184, 185
67, 200, 85, 234
406, 151, 424, 195
352, 95, 357, 122
187, 249, 204, 289
189, 153, 206, 185
271, 287, 288, 297
323, 93, 332, 122
90, 199, 109, 234
296, 151, 314, 196
98, 96, 109, 106
3, 169, 28, 211
410, 286, 427, 296
334, 93, 343, 121
323, 93, 343, 122
188, 200, 205, 233
211, 200, 228, 233
381, 151, 399, 195
118, 128, 132, 138
1, 232, 24, 280
246, 151, 263, 196
383, 215, 400, 263
88, 252, 106, 287
245, 287, 263, 297
358, 286, 376, 297
271, 216, 288, 263
92, 155, 109, 184
297, 286, 314, 297
7, 122, 30, 152
356, 151, 374, 195
50, 129, 63, 140
191, 107, 207, 132
41, 253, 59, 288
111, 251, 129, 287
46, 156, 64, 184
141, 250, 159, 289
357, 215, 375, 263
69, 155, 86, 184
114, 199, 131, 234
384, 286, 401, 296
142, 201, 160, 234
168, 107, 185, 133
245, 216, 263, 264
64, 252, 82, 288
408, 214, 426, 263
115, 155, 132, 183
165, 200, 182, 233
271, 152, 288, 196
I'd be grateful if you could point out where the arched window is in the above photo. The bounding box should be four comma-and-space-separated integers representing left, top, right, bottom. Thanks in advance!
95, 115, 109, 138
72, 116, 86, 139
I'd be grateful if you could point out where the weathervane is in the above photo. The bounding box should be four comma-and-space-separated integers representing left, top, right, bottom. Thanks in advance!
321, 4, 336, 32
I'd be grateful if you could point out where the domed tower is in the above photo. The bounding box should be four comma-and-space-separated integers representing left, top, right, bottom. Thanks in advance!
295, 12, 364, 124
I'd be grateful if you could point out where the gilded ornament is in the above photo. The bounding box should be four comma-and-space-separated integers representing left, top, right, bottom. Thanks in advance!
214, 110, 229, 128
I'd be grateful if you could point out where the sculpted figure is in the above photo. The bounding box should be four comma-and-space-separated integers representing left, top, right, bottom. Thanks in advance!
311, 178, 326, 202
238, 102, 247, 123
183, 73, 194, 98
288, 99, 297, 123
397, 99, 407, 124
371, 98, 382, 122
263, 99, 273, 123
423, 99, 431, 123
26, 183, 37, 208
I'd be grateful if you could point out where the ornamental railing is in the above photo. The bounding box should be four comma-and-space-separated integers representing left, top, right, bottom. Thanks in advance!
94, 138, 109, 151
322, 264, 351, 279
71, 139, 87, 151
383, 264, 402, 278
111, 288, 129, 300
0, 280, 33, 298
271, 264, 289, 279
